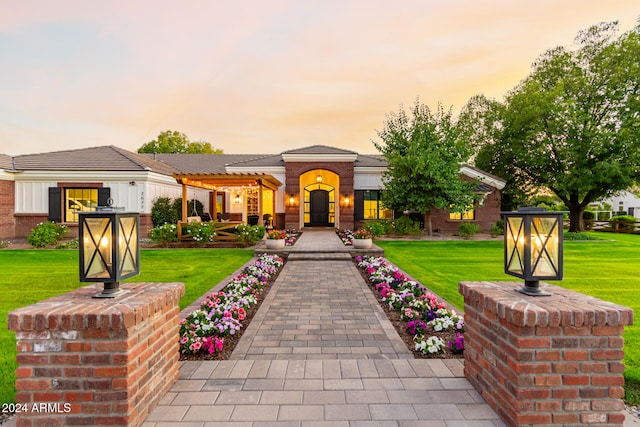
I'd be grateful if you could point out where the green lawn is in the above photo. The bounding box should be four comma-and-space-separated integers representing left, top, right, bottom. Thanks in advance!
0, 248, 253, 404
377, 232, 640, 402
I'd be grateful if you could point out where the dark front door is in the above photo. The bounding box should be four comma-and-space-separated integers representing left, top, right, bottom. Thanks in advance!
310, 190, 329, 226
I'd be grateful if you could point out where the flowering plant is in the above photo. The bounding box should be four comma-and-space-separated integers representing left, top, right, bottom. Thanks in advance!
179, 254, 284, 356
267, 229, 286, 239
415, 335, 445, 354
355, 255, 465, 356
336, 229, 354, 245
353, 229, 373, 239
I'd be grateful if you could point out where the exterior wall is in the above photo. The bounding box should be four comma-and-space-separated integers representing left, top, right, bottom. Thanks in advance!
603, 190, 640, 218
0, 178, 15, 239
460, 280, 633, 426
430, 183, 502, 233
284, 161, 354, 230
9, 282, 184, 427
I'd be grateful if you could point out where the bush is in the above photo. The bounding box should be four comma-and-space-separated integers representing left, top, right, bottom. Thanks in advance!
189, 222, 217, 246
149, 223, 179, 247
56, 238, 79, 249
457, 222, 480, 239
564, 232, 600, 241
393, 216, 422, 236
363, 220, 392, 237
151, 197, 178, 226
610, 214, 638, 232
27, 222, 69, 248
235, 224, 265, 246
490, 220, 504, 237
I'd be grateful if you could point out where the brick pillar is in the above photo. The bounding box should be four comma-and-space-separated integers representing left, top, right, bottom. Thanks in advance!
459, 281, 633, 427
8, 282, 185, 427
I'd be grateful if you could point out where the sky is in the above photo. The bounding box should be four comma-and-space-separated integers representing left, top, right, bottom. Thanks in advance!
1, 1, 638, 156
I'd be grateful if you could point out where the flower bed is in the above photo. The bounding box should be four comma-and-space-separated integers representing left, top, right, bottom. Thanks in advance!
355, 255, 464, 357
284, 228, 301, 246
179, 254, 285, 359
336, 229, 354, 245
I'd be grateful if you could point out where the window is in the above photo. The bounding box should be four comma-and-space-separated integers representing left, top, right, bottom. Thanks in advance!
355, 190, 392, 220
49, 186, 109, 223
449, 208, 475, 220
65, 188, 99, 222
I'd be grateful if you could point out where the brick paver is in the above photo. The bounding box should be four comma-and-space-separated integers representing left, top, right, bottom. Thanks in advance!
143, 229, 506, 426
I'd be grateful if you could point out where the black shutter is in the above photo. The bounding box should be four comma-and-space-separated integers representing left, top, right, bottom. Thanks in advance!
48, 187, 62, 222
354, 190, 364, 220
98, 188, 111, 207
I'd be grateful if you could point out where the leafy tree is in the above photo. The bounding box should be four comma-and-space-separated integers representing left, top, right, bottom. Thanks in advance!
137, 130, 223, 154
374, 100, 478, 235
465, 21, 640, 231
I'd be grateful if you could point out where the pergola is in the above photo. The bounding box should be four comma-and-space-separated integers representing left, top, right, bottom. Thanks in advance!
173, 172, 282, 223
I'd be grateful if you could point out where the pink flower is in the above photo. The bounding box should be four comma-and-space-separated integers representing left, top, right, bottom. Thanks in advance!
180, 336, 189, 344
189, 342, 202, 351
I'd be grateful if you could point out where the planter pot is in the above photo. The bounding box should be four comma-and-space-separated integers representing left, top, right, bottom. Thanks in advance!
265, 239, 286, 249
352, 238, 372, 249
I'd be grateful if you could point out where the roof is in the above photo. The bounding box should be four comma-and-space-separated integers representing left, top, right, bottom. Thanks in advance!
10, 146, 179, 175
281, 145, 358, 155
0, 154, 13, 170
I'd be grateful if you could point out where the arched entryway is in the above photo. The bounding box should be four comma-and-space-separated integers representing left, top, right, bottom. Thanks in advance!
300, 170, 338, 228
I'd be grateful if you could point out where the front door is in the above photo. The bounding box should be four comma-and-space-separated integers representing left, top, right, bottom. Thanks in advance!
310, 190, 330, 227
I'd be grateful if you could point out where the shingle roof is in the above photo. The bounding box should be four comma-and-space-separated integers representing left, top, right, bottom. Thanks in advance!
282, 145, 358, 155
0, 154, 13, 170
355, 154, 387, 167
12, 146, 179, 175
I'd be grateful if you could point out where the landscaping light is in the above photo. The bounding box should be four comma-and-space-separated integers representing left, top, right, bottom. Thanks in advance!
79, 209, 140, 298
502, 207, 564, 296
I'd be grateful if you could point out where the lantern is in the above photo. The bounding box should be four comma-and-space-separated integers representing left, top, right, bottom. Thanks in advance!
79, 209, 140, 298
503, 207, 564, 296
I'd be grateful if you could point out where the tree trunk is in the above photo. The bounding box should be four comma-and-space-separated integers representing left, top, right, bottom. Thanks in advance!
568, 206, 585, 232
424, 211, 433, 236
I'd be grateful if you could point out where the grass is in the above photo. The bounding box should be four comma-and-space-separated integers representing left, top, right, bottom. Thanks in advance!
377, 232, 640, 404
0, 248, 253, 404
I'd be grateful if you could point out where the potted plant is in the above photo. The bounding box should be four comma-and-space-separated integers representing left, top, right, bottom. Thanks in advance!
265, 229, 286, 249
352, 228, 373, 249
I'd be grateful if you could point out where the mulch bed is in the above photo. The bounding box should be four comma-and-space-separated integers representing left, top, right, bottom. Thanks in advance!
354, 263, 463, 360
179, 259, 284, 361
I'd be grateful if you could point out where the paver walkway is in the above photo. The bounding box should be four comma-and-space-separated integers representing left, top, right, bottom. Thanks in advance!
143, 229, 506, 426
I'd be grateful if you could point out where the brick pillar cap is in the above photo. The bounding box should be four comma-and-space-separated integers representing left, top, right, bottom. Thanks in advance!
8, 282, 185, 332
459, 281, 633, 328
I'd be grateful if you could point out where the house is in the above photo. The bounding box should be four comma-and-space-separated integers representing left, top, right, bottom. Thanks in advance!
0, 145, 505, 240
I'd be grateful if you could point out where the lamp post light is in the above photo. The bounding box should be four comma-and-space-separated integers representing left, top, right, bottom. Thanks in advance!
502, 207, 565, 296
79, 209, 140, 298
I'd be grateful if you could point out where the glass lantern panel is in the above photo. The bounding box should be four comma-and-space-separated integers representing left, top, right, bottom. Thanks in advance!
506, 216, 524, 275
118, 216, 138, 275
531, 217, 559, 276
83, 217, 112, 279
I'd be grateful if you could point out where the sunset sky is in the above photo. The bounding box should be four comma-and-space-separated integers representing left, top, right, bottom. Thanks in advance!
1, 1, 638, 156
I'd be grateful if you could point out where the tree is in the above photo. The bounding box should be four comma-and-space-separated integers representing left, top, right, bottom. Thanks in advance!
466, 21, 640, 231
137, 130, 223, 154
374, 100, 479, 235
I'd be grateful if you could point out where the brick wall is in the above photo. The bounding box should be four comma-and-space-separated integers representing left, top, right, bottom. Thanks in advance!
8, 282, 185, 427
284, 161, 355, 229
459, 280, 633, 426
0, 179, 15, 239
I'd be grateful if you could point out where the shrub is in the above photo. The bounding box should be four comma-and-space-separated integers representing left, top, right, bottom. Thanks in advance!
235, 224, 265, 246
149, 223, 179, 247
490, 220, 504, 237
363, 220, 392, 237
27, 222, 69, 248
189, 222, 217, 246
457, 222, 480, 239
564, 232, 601, 241
393, 216, 422, 236
56, 238, 79, 249
610, 214, 638, 232
151, 197, 178, 226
